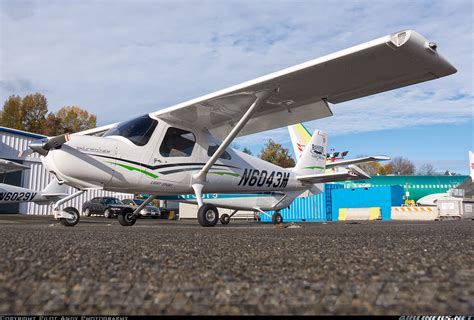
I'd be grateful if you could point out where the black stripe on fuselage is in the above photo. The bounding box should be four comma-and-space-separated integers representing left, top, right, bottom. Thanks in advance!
85, 153, 241, 172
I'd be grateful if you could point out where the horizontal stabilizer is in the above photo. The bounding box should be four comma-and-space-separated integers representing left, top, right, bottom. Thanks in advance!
326, 155, 390, 169
0, 159, 30, 173
297, 165, 370, 184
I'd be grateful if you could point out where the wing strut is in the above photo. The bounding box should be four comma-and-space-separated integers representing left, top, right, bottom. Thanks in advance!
191, 89, 274, 207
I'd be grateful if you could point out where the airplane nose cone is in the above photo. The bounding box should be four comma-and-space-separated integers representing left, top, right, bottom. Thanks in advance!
29, 139, 49, 156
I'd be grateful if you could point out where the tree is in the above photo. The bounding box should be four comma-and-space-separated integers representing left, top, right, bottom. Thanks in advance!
417, 163, 437, 176
1, 93, 96, 135
242, 147, 253, 155
20, 93, 48, 133
55, 106, 96, 133
259, 139, 295, 168
1, 93, 48, 132
0, 95, 23, 129
43, 113, 64, 136
389, 157, 415, 175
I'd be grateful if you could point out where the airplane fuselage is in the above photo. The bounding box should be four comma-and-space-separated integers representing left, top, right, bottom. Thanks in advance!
41, 116, 314, 211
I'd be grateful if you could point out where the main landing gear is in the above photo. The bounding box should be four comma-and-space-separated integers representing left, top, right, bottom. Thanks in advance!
197, 204, 219, 227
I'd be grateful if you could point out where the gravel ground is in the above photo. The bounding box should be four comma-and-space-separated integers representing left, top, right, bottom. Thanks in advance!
0, 214, 472, 315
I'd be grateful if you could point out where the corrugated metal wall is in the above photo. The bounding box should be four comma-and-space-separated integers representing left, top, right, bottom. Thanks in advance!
331, 186, 404, 220
260, 184, 344, 222
1, 128, 134, 215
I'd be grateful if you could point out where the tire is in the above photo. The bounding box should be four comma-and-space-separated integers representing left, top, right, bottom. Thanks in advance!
220, 213, 230, 225
59, 207, 80, 227
104, 209, 111, 219
197, 204, 219, 227
83, 207, 91, 217
118, 208, 137, 226
272, 212, 283, 225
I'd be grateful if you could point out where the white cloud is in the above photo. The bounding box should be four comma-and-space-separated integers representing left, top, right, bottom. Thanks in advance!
1, 0, 472, 139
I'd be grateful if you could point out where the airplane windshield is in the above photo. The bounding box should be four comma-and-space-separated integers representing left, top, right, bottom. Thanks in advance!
103, 115, 158, 146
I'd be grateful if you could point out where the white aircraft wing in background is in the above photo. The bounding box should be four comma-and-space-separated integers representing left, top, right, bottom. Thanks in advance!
151, 30, 456, 140
297, 165, 371, 184
326, 156, 391, 169
0, 159, 30, 173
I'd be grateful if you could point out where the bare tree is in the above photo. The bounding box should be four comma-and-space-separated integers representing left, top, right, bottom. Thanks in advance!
417, 163, 437, 176
390, 157, 415, 175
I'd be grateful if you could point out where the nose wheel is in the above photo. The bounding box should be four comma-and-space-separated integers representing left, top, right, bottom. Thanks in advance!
59, 207, 80, 227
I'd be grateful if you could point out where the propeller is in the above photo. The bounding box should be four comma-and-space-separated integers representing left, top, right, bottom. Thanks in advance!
18, 133, 71, 158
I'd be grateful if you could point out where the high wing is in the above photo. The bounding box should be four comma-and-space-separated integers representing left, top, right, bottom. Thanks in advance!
297, 165, 370, 184
0, 159, 30, 173
326, 156, 390, 169
151, 30, 455, 140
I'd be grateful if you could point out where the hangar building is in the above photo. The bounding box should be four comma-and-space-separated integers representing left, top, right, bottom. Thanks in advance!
0, 126, 133, 215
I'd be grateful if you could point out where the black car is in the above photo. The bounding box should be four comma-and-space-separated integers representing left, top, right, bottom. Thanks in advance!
82, 197, 128, 218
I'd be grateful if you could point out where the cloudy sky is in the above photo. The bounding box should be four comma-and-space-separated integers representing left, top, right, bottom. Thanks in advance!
1, 0, 473, 173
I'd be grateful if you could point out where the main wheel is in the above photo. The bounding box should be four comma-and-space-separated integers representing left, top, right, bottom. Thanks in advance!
197, 205, 219, 227
59, 207, 80, 227
272, 212, 283, 225
104, 209, 111, 219
118, 208, 137, 226
220, 213, 230, 225
83, 208, 91, 217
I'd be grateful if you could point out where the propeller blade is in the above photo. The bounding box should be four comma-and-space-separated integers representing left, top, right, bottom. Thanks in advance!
43, 133, 70, 151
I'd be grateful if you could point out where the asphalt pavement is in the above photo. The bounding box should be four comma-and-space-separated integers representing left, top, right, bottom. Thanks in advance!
0, 214, 472, 315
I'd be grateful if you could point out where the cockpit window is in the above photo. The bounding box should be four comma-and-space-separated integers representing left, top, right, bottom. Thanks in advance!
103, 115, 158, 146
207, 144, 231, 160
160, 127, 196, 157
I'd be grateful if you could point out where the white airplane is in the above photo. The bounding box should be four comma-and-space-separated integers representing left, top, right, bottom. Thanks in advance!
417, 151, 474, 206
21, 30, 456, 227
0, 159, 68, 204
157, 123, 390, 224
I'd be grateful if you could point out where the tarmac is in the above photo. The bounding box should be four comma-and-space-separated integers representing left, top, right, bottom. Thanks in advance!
0, 214, 472, 315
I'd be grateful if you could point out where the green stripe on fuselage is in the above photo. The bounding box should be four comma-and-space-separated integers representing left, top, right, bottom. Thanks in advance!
110, 162, 159, 179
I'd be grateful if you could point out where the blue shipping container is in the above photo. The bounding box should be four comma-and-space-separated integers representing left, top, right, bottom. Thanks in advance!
330, 186, 404, 220
260, 184, 343, 222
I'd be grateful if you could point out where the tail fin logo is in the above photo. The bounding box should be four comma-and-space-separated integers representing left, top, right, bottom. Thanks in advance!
296, 143, 305, 153
310, 144, 325, 160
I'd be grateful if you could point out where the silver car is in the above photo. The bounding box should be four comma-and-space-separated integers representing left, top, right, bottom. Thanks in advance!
122, 199, 161, 218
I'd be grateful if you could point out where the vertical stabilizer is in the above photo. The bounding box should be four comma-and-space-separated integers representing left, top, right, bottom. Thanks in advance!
288, 123, 312, 160
293, 130, 328, 176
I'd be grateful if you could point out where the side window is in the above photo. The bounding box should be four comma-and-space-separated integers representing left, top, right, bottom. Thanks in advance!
160, 127, 196, 157
207, 144, 232, 160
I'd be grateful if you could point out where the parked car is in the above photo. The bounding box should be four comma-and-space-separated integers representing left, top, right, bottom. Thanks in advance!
122, 199, 161, 218
82, 197, 128, 218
